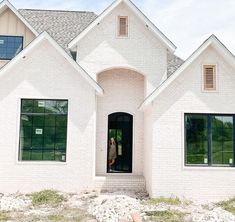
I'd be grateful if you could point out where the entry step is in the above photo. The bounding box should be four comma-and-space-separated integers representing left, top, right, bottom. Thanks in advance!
94, 175, 145, 192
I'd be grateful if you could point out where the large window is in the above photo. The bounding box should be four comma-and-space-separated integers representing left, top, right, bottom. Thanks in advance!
185, 114, 234, 166
0, 35, 23, 60
19, 99, 68, 162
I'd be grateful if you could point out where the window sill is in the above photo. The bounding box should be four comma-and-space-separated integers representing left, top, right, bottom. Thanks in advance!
183, 165, 235, 171
116, 35, 129, 39
16, 161, 67, 166
201, 90, 219, 93
0, 59, 11, 61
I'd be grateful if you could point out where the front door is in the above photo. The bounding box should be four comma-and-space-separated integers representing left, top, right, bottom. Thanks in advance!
107, 112, 133, 173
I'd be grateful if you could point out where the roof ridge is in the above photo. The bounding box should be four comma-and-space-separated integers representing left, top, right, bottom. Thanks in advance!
18, 8, 95, 14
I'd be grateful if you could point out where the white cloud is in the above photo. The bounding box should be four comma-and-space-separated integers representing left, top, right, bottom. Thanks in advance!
10, 0, 235, 59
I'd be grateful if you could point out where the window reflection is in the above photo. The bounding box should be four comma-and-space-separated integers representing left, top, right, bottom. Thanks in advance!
0, 36, 23, 60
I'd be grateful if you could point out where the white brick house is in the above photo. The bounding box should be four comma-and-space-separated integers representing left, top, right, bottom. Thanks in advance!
0, 0, 235, 201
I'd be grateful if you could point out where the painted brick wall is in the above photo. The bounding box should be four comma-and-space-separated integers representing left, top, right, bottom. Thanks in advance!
150, 45, 235, 201
76, 2, 167, 96
96, 68, 144, 175
143, 107, 153, 196
0, 39, 96, 193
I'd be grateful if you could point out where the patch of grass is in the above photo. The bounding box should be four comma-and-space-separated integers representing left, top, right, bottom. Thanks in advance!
145, 210, 185, 222
29, 190, 66, 207
47, 211, 82, 222
0, 212, 10, 221
146, 196, 181, 205
202, 204, 211, 210
7, 208, 86, 222
217, 197, 235, 215
46, 207, 93, 222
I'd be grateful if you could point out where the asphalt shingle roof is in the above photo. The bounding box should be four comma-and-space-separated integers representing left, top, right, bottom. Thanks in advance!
19, 9, 97, 52
167, 51, 184, 77
18, 9, 184, 75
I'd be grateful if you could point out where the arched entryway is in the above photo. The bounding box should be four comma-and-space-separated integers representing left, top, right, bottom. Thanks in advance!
95, 68, 144, 176
107, 112, 133, 173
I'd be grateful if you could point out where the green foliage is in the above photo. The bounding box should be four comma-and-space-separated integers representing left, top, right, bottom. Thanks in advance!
29, 190, 66, 207
217, 197, 235, 214
146, 196, 181, 205
145, 210, 185, 222
47, 213, 81, 222
0, 212, 10, 221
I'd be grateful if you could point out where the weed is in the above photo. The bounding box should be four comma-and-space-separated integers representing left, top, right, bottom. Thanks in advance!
145, 210, 185, 222
217, 197, 235, 215
29, 190, 66, 207
0, 212, 10, 221
145, 196, 181, 205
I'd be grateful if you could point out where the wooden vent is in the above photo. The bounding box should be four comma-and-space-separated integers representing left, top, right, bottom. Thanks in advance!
118, 16, 128, 36
203, 65, 216, 90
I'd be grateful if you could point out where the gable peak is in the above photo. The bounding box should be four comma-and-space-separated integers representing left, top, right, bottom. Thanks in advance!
68, 0, 176, 52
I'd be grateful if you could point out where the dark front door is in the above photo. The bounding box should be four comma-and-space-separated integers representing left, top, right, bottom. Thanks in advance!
107, 112, 133, 173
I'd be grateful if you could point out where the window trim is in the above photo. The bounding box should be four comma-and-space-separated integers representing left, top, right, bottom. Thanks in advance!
0, 35, 24, 60
18, 98, 69, 163
117, 16, 129, 38
184, 113, 235, 167
202, 64, 217, 92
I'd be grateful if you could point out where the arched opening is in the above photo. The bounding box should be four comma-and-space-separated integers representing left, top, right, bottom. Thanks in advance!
95, 68, 144, 175
107, 112, 133, 173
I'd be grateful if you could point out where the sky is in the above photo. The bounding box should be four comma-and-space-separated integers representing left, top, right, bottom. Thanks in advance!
10, 0, 235, 60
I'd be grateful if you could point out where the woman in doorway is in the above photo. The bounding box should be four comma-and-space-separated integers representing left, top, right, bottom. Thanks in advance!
109, 137, 117, 172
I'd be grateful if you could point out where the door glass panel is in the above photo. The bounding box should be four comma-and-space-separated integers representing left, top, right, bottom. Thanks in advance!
107, 113, 132, 173
117, 129, 122, 156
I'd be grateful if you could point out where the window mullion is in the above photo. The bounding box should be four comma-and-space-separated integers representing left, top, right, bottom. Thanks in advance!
208, 115, 212, 166
233, 115, 235, 167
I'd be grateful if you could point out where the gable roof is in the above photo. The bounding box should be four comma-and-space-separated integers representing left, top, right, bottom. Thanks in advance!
139, 35, 235, 110
0, 0, 38, 36
19, 7, 182, 76
0, 32, 104, 95
19, 9, 97, 53
68, 0, 176, 52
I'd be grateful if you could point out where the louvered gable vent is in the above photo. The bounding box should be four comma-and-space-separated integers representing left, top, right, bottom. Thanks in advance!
203, 65, 216, 90
118, 16, 128, 36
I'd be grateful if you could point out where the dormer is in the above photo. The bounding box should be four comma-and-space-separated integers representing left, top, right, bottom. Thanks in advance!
0, 0, 38, 67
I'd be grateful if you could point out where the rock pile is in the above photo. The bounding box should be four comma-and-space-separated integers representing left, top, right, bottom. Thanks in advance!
1, 190, 235, 222
0, 193, 31, 211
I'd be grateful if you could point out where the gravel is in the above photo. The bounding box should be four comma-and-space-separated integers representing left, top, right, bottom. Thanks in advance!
1, 190, 235, 222
0, 193, 31, 211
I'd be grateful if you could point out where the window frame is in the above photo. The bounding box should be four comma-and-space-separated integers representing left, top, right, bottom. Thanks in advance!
202, 64, 217, 92
184, 113, 235, 167
18, 98, 69, 163
0, 35, 24, 60
117, 16, 129, 38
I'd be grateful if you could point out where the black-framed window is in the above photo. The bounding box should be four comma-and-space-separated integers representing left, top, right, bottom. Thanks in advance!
185, 114, 234, 167
19, 99, 68, 162
0, 35, 23, 60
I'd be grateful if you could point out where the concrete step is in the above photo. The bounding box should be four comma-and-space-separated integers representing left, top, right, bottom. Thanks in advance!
94, 175, 145, 192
